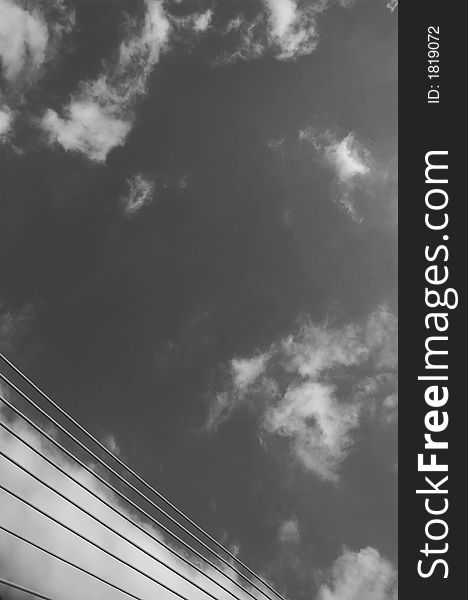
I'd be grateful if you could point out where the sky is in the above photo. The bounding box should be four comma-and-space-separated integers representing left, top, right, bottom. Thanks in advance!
0, 1, 397, 599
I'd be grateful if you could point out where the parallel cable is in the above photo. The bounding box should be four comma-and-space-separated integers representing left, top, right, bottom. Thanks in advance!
0, 434, 249, 600
0, 367, 275, 600
0, 524, 147, 600
0, 483, 205, 600
0, 353, 283, 600
0, 394, 261, 600
0, 576, 57, 600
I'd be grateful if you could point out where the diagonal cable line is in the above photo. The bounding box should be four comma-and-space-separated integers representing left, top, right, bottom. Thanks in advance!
0, 524, 148, 600
0, 361, 281, 600
0, 352, 284, 600
0, 394, 263, 600
0, 577, 58, 600
0, 430, 253, 600
0, 482, 213, 600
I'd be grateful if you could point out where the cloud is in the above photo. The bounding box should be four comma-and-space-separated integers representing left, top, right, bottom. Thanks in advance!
212, 16, 265, 67
264, 382, 361, 482
381, 392, 398, 424
206, 307, 397, 481
42, 103, 132, 163
364, 306, 398, 371
0, 105, 13, 141
0, 1, 74, 145
0, 305, 35, 354
267, 138, 286, 153
42, 0, 171, 162
231, 353, 270, 391
300, 129, 371, 183
101, 434, 121, 456
121, 173, 156, 216
282, 322, 366, 379
326, 134, 370, 183
317, 546, 397, 600
299, 128, 396, 223
263, 308, 397, 480
278, 518, 300, 544
204, 392, 232, 432
0, 0, 74, 88
192, 10, 214, 33
0, 0, 48, 82
0, 415, 260, 600
213, 0, 354, 66
283, 306, 396, 378
263, 0, 319, 60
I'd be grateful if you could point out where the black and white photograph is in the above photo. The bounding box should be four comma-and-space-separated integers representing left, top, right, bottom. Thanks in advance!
0, 1, 426, 599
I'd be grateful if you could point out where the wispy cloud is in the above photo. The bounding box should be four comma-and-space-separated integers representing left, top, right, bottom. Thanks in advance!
299, 128, 372, 221
0, 0, 74, 145
0, 305, 35, 354
278, 517, 300, 545
263, 0, 319, 60
121, 173, 156, 216
170, 6, 213, 35
299, 127, 397, 224
213, 0, 354, 66
206, 307, 397, 482
0, 0, 48, 83
212, 16, 265, 67
42, 0, 171, 162
231, 353, 270, 391
317, 546, 397, 600
325, 134, 370, 183
0, 0, 74, 86
0, 105, 13, 141
192, 9, 214, 33
42, 104, 133, 163
263, 381, 362, 482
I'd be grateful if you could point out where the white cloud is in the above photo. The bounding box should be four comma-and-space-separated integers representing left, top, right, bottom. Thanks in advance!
42, 102, 132, 163
267, 138, 285, 152
317, 546, 397, 600
364, 306, 397, 371
298, 126, 398, 223
192, 10, 214, 33
282, 322, 366, 379
231, 353, 270, 390
214, 0, 354, 66
263, 0, 319, 60
0, 0, 48, 82
0, 0, 74, 88
326, 134, 370, 183
299, 128, 376, 221
204, 391, 233, 432
121, 174, 155, 216
264, 308, 396, 480
0, 105, 13, 140
42, 0, 171, 162
0, 416, 258, 600
212, 17, 265, 67
264, 381, 360, 482
283, 306, 396, 379
101, 434, 121, 456
301, 129, 371, 184
0, 305, 35, 354
206, 307, 397, 481
278, 517, 300, 544
381, 392, 398, 424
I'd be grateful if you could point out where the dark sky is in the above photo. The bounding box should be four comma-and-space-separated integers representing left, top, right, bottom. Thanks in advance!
0, 1, 397, 599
